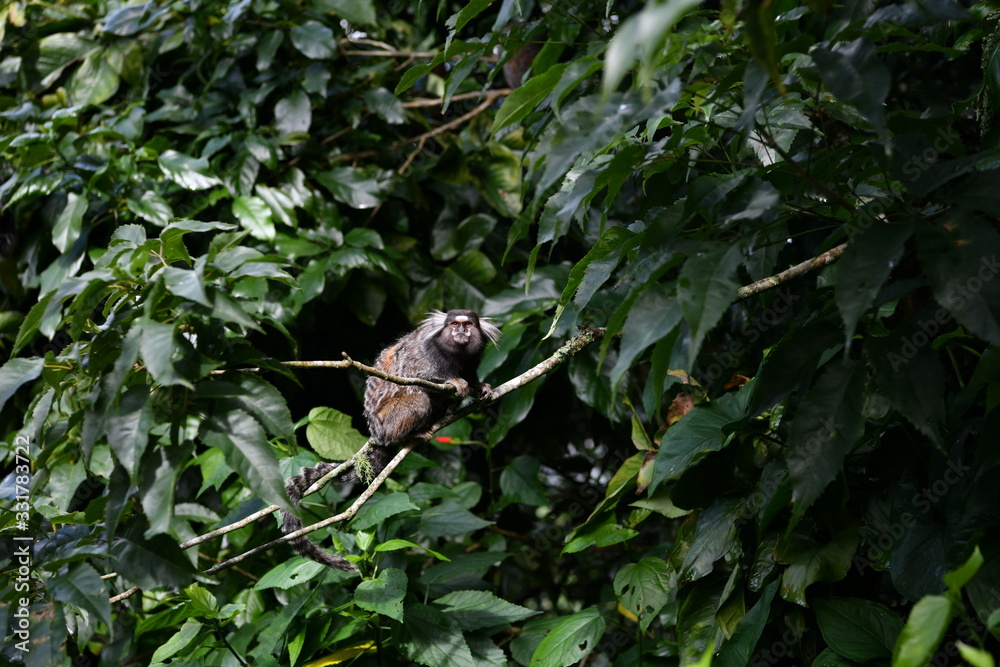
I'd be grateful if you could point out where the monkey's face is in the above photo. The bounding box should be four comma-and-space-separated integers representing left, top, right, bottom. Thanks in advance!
445, 313, 478, 347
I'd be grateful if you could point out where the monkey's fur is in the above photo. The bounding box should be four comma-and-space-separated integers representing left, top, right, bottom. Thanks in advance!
281, 309, 500, 572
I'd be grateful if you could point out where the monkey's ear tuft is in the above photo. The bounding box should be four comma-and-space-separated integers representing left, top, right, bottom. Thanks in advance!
480, 317, 502, 348
420, 310, 449, 330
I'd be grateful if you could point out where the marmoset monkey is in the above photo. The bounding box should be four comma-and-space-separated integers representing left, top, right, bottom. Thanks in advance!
281, 309, 501, 572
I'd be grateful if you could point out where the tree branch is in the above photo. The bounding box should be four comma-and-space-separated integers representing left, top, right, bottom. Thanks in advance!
736, 243, 848, 300
111, 244, 841, 599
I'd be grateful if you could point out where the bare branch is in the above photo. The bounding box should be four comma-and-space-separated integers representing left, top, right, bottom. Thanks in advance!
204, 442, 417, 576
736, 243, 848, 300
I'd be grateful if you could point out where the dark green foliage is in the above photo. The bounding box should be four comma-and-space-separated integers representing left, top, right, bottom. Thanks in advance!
2, 0, 1000, 665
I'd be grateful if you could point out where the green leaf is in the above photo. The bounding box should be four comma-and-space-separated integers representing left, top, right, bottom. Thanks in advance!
917, 217, 1000, 345
194, 374, 295, 442
256, 30, 284, 70
419, 499, 493, 538
305, 406, 367, 460
67, 48, 120, 106
813, 597, 904, 662
777, 524, 859, 607
255, 559, 327, 590
748, 318, 843, 417
158, 150, 221, 190
492, 63, 569, 136
355, 568, 407, 621
351, 492, 420, 531
313, 0, 376, 24
499, 455, 547, 506
530, 607, 606, 667
434, 590, 537, 631
375, 539, 450, 563
289, 20, 335, 59
150, 619, 203, 665
201, 407, 294, 512
892, 595, 953, 667
786, 360, 866, 525
52, 192, 87, 253
127, 190, 173, 226
678, 498, 743, 583
611, 282, 682, 386
315, 167, 386, 209
614, 557, 672, 632
942, 545, 983, 594
957, 643, 996, 667
603, 0, 701, 93
868, 330, 946, 445
678, 242, 743, 368
275, 88, 312, 136
106, 385, 153, 482
36, 33, 96, 88
48, 562, 111, 627
813, 38, 890, 144
0, 357, 45, 415
111, 520, 199, 590
715, 580, 779, 667
836, 220, 914, 345
398, 603, 475, 667
137, 318, 192, 388
160, 265, 211, 308
650, 390, 746, 491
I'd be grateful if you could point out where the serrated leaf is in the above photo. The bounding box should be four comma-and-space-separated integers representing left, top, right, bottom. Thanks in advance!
314, 0, 376, 24
530, 607, 605, 667
678, 242, 743, 368
812, 38, 890, 144
614, 557, 671, 632
434, 590, 537, 631
650, 390, 746, 491
48, 562, 111, 627
106, 384, 153, 481
419, 499, 493, 538
786, 361, 865, 525
351, 492, 420, 531
160, 265, 211, 307
355, 568, 407, 621
611, 282, 682, 386
678, 498, 743, 583
306, 406, 367, 460
399, 603, 475, 667
194, 374, 295, 441
231, 195, 274, 240
138, 318, 191, 388
201, 407, 294, 512
836, 217, 913, 345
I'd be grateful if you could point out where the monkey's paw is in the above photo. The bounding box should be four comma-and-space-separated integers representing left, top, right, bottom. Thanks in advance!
447, 378, 471, 398
479, 383, 493, 400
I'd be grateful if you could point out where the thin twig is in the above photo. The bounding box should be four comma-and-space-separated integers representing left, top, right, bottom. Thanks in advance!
736, 243, 848, 300
111, 244, 842, 597
403, 89, 513, 109
204, 442, 417, 576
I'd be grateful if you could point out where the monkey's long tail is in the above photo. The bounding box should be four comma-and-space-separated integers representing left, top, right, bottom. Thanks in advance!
279, 447, 398, 572
281, 462, 359, 572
